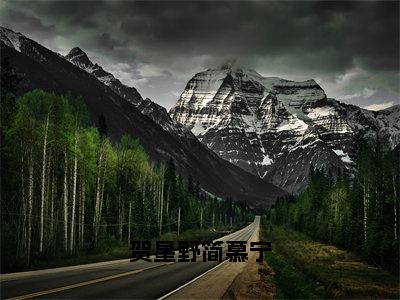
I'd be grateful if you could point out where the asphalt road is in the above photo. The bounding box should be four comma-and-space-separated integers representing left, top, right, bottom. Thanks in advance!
1, 216, 260, 299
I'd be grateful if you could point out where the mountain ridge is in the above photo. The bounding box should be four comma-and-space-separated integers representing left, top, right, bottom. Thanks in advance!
64, 46, 193, 139
170, 67, 399, 192
0, 26, 287, 210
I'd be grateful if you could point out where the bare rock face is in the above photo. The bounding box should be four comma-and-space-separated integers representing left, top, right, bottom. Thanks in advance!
65, 46, 143, 106
170, 67, 400, 193
65, 46, 193, 139
1, 26, 288, 210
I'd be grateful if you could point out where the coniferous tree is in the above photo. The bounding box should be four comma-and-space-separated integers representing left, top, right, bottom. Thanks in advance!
266, 137, 399, 273
1, 89, 249, 272
97, 114, 108, 138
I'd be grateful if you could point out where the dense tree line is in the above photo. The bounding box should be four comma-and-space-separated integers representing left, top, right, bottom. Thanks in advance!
0, 61, 249, 271
266, 140, 399, 273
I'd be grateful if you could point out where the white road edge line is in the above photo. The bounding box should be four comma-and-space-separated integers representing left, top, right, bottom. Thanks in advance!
158, 217, 259, 300
157, 259, 229, 300
1, 224, 251, 282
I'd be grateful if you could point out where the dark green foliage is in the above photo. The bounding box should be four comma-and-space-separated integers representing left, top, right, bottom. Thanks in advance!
262, 222, 399, 299
97, 113, 108, 138
0, 89, 250, 272
1, 58, 20, 219
1, 57, 19, 133
265, 251, 321, 299
266, 140, 399, 274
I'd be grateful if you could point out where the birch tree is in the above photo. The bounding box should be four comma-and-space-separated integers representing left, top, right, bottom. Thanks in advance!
39, 113, 50, 253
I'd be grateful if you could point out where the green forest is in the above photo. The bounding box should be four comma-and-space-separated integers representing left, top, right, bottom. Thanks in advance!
0, 62, 250, 272
266, 140, 399, 274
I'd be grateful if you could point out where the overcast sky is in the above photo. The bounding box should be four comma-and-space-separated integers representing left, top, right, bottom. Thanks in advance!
1, 0, 399, 110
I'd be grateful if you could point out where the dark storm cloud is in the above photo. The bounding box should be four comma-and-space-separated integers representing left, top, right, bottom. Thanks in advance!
94, 33, 127, 51
14, 0, 98, 29
107, 1, 398, 73
0, 8, 58, 41
1, 0, 398, 109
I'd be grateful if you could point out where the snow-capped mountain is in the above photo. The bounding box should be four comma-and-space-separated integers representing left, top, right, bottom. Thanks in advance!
1, 26, 288, 209
65, 47, 192, 138
170, 67, 400, 192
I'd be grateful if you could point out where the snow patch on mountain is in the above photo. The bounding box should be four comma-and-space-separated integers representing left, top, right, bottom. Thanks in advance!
191, 122, 207, 135
0, 27, 22, 51
307, 106, 336, 118
333, 149, 353, 164
170, 66, 400, 193
65, 47, 193, 139
260, 154, 273, 166
276, 117, 308, 133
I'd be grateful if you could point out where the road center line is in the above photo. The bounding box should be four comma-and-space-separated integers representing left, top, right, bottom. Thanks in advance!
6, 219, 259, 300
6, 263, 173, 300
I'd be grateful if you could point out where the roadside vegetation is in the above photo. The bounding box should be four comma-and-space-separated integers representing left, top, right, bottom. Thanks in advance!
266, 142, 399, 275
17, 224, 243, 271
0, 61, 252, 273
261, 218, 399, 299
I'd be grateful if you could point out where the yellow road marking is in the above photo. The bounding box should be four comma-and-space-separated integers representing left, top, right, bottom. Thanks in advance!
7, 263, 173, 300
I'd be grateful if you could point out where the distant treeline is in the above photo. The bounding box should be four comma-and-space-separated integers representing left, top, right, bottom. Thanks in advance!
0, 59, 250, 271
266, 139, 399, 273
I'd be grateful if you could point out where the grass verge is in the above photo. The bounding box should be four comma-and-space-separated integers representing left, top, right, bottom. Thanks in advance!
261, 219, 399, 299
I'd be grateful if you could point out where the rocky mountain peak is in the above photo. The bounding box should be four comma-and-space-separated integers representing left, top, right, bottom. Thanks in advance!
65, 47, 90, 64
0, 27, 25, 52
170, 67, 399, 193
65, 46, 143, 105
65, 47, 97, 72
2, 28, 289, 209
66, 46, 86, 57
64, 46, 193, 138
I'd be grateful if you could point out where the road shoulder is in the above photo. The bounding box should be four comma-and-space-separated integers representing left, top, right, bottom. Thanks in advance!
168, 220, 262, 299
